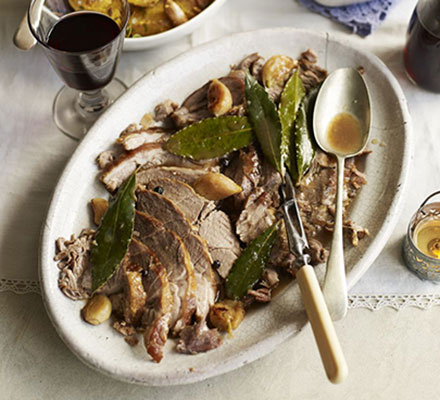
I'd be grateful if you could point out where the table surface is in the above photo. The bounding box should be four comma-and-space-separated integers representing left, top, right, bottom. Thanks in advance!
2, 0, 440, 398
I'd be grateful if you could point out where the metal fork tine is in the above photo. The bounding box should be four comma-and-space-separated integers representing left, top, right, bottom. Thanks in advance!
280, 169, 311, 265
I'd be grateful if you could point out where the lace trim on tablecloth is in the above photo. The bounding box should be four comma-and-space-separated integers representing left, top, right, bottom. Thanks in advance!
0, 279, 40, 295
3, 279, 440, 310
348, 294, 440, 310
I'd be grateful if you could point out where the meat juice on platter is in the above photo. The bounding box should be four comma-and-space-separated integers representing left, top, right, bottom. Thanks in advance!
404, 2, 440, 93
46, 12, 121, 91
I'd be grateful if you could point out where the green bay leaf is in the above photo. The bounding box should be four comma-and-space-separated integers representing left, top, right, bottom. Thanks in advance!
245, 73, 283, 174
225, 221, 280, 300
164, 116, 254, 160
294, 102, 316, 181
91, 173, 136, 292
279, 69, 305, 177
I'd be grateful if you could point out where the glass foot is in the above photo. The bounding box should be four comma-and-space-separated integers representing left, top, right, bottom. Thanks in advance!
52, 78, 127, 141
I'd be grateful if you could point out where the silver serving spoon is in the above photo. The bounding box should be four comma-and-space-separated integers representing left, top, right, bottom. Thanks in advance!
313, 68, 371, 321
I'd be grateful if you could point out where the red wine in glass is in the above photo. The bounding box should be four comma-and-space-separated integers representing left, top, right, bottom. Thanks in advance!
47, 12, 122, 91
28, 0, 129, 140
403, 0, 440, 93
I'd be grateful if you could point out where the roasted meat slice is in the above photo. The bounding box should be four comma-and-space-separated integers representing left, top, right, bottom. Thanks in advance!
140, 177, 210, 224
137, 188, 217, 321
298, 49, 328, 92
236, 187, 277, 243
117, 126, 171, 151
223, 146, 261, 214
171, 76, 245, 128
127, 239, 174, 362
142, 258, 174, 363
121, 259, 147, 326
100, 142, 217, 192
176, 321, 222, 355
236, 52, 266, 81
54, 229, 95, 300
137, 165, 210, 187
297, 150, 369, 244
134, 211, 197, 333
197, 208, 241, 279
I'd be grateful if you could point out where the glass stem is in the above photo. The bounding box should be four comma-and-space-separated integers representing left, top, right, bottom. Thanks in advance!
76, 88, 109, 120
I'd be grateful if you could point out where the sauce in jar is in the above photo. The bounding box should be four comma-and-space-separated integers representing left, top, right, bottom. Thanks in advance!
326, 112, 363, 154
414, 219, 440, 259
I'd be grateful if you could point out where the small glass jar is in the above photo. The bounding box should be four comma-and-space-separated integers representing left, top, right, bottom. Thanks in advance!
403, 191, 440, 282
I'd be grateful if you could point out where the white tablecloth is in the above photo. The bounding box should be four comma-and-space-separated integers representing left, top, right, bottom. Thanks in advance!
5, 1, 440, 399
2, 0, 440, 311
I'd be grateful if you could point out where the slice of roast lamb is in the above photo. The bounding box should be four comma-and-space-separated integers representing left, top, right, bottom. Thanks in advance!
54, 229, 95, 300
236, 187, 277, 244
137, 165, 209, 187
296, 150, 369, 245
134, 211, 197, 333
117, 126, 171, 151
223, 146, 262, 216
171, 76, 244, 129
176, 321, 222, 355
100, 142, 217, 192
197, 207, 241, 279
120, 259, 147, 327
127, 239, 174, 363
140, 177, 211, 225
136, 188, 217, 322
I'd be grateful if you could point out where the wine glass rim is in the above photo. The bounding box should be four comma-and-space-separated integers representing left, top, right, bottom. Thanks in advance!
27, 1, 130, 55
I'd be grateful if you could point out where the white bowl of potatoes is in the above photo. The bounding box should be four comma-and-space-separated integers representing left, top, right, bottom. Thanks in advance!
123, 0, 228, 51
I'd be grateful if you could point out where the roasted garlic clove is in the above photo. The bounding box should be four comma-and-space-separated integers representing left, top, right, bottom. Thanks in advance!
262, 55, 297, 89
209, 300, 245, 335
193, 172, 242, 201
82, 294, 112, 325
164, 0, 188, 26
208, 79, 233, 117
91, 198, 109, 226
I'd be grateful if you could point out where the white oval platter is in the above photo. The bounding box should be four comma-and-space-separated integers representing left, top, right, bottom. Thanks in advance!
40, 28, 412, 386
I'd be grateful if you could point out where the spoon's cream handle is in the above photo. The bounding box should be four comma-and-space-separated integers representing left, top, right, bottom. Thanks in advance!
323, 156, 348, 320
297, 265, 348, 384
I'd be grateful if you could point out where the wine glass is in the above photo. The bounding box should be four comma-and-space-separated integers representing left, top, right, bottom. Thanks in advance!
27, 0, 130, 140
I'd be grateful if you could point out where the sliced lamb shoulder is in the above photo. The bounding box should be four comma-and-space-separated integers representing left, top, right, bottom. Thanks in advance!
223, 146, 262, 214
120, 255, 147, 326
127, 239, 174, 363
176, 321, 222, 355
54, 229, 95, 300
236, 52, 266, 81
134, 211, 197, 333
128, 239, 173, 362
171, 76, 244, 129
140, 177, 210, 225
236, 186, 277, 243
100, 142, 217, 192
136, 188, 217, 321
117, 126, 171, 151
197, 208, 241, 279
297, 150, 368, 242
137, 165, 210, 187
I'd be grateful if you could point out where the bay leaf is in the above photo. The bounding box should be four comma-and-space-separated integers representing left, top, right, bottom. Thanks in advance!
91, 172, 136, 292
244, 73, 283, 174
225, 221, 280, 300
164, 116, 254, 160
294, 101, 316, 181
279, 69, 305, 177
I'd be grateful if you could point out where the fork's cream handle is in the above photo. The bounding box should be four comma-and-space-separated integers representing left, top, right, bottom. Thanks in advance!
297, 265, 348, 384
13, 11, 36, 50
